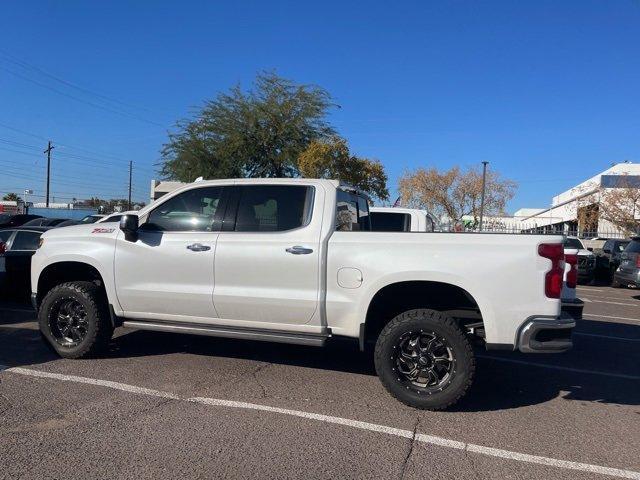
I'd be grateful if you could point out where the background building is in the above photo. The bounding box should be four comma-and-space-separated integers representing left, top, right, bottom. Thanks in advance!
518, 162, 640, 238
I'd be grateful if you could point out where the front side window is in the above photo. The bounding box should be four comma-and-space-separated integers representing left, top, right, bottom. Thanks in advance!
11, 231, 41, 250
145, 187, 223, 232
234, 185, 314, 232
336, 190, 370, 231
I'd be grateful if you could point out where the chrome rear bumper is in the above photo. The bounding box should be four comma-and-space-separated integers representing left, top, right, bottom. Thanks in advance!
517, 314, 575, 353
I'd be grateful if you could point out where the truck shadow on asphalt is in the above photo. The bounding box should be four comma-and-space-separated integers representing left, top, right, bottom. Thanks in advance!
2, 312, 639, 412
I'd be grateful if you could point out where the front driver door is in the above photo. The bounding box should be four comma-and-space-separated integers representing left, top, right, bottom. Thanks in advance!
114, 185, 226, 321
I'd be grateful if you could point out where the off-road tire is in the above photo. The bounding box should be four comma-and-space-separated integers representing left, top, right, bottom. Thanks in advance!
39, 281, 113, 359
374, 309, 475, 410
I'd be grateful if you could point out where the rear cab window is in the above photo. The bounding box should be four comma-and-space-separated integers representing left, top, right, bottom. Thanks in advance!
336, 189, 370, 231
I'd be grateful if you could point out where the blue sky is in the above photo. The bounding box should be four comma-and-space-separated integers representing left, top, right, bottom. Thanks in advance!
1, 0, 638, 210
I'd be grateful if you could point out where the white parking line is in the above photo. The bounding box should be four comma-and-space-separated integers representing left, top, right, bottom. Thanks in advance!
1, 365, 639, 479
4, 366, 179, 399
477, 356, 640, 380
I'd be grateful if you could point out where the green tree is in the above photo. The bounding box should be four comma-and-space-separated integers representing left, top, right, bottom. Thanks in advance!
2, 193, 22, 202
161, 72, 336, 181
298, 136, 389, 201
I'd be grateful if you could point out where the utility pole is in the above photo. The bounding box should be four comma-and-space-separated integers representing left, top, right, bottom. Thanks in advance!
128, 161, 132, 210
479, 161, 489, 231
44, 141, 54, 208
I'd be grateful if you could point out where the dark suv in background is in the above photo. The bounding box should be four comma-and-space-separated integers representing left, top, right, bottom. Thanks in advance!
613, 238, 640, 288
597, 239, 630, 281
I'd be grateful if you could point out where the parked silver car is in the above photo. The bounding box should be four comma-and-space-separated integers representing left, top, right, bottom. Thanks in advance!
613, 237, 640, 288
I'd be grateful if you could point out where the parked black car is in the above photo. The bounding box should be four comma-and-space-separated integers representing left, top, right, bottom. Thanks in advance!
0, 213, 43, 228
597, 239, 630, 281
22, 217, 70, 227
0, 226, 47, 298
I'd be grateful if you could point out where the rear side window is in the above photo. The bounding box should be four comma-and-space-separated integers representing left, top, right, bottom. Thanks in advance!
370, 212, 411, 232
11, 231, 41, 250
146, 186, 223, 232
234, 185, 314, 232
336, 190, 370, 231
625, 240, 640, 253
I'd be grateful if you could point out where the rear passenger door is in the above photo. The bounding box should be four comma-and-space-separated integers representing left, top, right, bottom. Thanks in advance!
213, 184, 321, 326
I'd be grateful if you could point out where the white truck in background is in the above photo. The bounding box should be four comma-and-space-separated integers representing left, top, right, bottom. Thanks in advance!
370, 206, 436, 232
31, 178, 573, 410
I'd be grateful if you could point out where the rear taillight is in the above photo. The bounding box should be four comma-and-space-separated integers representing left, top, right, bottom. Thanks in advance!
635, 256, 640, 268
538, 243, 564, 299
0, 241, 5, 254
565, 253, 578, 289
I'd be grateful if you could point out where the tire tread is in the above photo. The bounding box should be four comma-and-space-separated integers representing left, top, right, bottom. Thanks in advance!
39, 281, 112, 359
374, 309, 475, 410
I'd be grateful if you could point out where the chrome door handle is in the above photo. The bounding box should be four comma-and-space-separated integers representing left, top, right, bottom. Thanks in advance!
187, 243, 211, 252
285, 246, 313, 255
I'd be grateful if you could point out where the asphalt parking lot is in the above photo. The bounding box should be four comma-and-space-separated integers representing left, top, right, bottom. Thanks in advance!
1, 285, 639, 480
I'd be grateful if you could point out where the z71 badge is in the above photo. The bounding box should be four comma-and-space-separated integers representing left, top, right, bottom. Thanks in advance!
91, 228, 115, 234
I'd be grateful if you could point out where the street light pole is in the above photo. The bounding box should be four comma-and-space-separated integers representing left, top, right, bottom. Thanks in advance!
479, 161, 489, 231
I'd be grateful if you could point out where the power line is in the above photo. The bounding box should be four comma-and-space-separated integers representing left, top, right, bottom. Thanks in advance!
0, 50, 161, 116
0, 65, 165, 127
0, 122, 155, 165
0, 138, 157, 176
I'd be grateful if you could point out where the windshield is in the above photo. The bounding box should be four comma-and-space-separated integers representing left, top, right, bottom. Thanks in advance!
79, 215, 100, 224
564, 238, 584, 249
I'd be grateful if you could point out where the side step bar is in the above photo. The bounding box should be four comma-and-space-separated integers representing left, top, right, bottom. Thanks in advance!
122, 320, 329, 347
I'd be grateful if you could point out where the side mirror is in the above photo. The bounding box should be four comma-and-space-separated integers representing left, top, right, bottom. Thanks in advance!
120, 214, 139, 240
603, 248, 611, 254
587, 247, 593, 252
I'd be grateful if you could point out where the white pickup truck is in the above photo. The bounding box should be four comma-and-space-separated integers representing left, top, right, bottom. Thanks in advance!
31, 178, 573, 410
